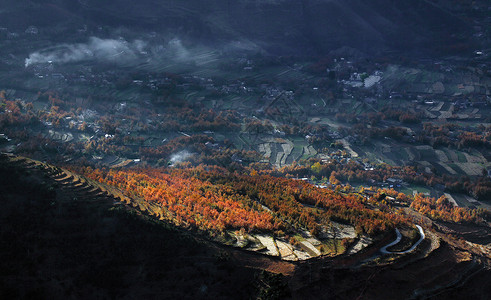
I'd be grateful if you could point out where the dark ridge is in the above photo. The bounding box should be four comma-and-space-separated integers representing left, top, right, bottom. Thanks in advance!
0, 0, 475, 56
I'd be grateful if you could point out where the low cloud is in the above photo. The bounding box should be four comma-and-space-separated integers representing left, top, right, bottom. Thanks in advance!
24, 36, 262, 70
167, 38, 190, 61
169, 150, 193, 165
25, 37, 148, 67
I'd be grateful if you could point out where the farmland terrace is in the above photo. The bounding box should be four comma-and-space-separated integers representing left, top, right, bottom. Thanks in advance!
0, 1, 491, 298
1, 153, 490, 299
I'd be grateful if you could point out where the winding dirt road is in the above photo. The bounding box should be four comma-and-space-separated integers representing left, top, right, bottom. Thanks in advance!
381, 225, 425, 254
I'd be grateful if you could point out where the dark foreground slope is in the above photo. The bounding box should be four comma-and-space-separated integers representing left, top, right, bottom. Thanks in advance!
1, 155, 490, 299
0, 155, 289, 299
1, 0, 473, 56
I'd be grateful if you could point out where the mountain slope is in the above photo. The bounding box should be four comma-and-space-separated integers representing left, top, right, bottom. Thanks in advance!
0, 154, 285, 299
0, 0, 473, 56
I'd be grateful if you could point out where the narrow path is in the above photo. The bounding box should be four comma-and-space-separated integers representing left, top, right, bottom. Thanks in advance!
381, 225, 425, 254
380, 228, 402, 254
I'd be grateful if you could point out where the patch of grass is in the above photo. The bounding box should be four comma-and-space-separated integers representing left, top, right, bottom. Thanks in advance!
456, 151, 467, 163
448, 163, 465, 174
293, 234, 305, 242
398, 185, 431, 196
318, 239, 346, 256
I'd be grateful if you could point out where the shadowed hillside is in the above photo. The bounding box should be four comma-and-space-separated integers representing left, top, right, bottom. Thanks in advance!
0, 0, 474, 56
1, 155, 490, 299
0, 154, 288, 299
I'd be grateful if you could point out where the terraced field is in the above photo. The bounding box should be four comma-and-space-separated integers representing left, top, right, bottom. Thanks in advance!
3, 154, 490, 299
291, 220, 491, 299
7, 155, 372, 261
248, 136, 317, 168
